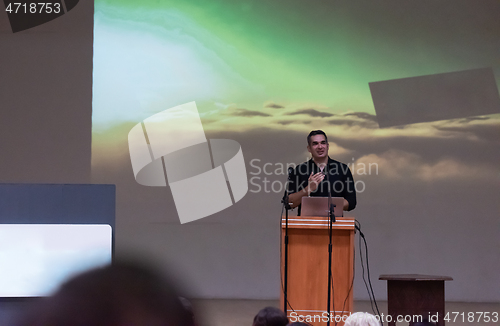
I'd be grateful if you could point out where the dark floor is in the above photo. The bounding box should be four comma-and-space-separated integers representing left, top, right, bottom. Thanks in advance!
1, 299, 498, 326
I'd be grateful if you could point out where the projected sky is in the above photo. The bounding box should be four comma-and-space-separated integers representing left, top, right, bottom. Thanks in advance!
92, 0, 500, 203
90, 0, 500, 302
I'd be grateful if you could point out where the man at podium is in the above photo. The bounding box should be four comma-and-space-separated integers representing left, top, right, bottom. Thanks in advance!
288, 130, 356, 215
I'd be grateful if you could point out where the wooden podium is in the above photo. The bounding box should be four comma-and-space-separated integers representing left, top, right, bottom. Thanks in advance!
281, 216, 355, 326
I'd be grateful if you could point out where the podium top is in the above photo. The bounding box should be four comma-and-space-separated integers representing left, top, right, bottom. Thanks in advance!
379, 274, 453, 281
281, 216, 355, 230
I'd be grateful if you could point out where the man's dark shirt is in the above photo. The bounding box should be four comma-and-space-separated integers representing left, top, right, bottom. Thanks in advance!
288, 157, 357, 215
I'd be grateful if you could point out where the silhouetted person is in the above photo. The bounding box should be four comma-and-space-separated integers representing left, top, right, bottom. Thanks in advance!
20, 260, 194, 326
344, 312, 380, 326
253, 307, 289, 326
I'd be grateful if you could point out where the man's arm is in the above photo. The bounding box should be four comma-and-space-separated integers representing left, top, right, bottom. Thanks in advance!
288, 188, 307, 209
288, 172, 324, 208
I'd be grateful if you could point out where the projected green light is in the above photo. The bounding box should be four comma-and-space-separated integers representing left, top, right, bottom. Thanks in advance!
93, 0, 500, 134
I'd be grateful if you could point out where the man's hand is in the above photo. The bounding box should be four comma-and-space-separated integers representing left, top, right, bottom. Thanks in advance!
288, 171, 325, 208
307, 172, 325, 194
343, 198, 349, 211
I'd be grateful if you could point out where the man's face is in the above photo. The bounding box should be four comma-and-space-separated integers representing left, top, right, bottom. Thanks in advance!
307, 134, 329, 160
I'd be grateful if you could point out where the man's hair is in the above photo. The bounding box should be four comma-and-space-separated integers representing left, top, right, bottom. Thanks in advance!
307, 130, 328, 145
252, 307, 289, 326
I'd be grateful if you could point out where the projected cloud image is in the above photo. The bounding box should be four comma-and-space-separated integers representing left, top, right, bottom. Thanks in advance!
91, 0, 500, 301
92, 0, 500, 206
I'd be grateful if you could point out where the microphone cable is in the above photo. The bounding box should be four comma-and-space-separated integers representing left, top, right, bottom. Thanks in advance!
335, 243, 356, 326
355, 219, 381, 319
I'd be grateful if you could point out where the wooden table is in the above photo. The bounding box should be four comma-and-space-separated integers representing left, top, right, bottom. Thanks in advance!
379, 274, 453, 326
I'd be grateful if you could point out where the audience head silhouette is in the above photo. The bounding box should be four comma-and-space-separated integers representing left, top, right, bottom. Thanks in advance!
344, 312, 380, 326
20, 259, 194, 326
253, 307, 289, 326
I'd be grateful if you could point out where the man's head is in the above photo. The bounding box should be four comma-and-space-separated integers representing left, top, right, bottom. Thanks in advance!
307, 130, 329, 161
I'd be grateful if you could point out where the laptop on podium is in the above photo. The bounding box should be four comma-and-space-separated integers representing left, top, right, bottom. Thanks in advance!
301, 196, 344, 217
